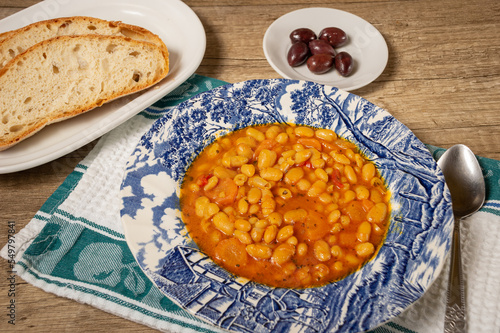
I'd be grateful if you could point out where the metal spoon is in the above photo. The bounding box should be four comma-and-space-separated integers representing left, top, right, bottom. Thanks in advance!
437, 144, 485, 333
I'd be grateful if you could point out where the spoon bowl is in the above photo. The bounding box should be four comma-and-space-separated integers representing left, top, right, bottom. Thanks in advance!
439, 145, 486, 218
438, 144, 485, 333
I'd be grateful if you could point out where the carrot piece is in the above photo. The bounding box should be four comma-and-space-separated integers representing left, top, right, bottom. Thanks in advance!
205, 177, 238, 206
338, 231, 357, 247
362, 199, 375, 212
214, 238, 248, 269
298, 211, 330, 241
343, 201, 366, 222
252, 139, 278, 160
297, 138, 322, 151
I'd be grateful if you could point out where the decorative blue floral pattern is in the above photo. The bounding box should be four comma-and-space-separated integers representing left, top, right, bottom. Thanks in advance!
120, 79, 453, 333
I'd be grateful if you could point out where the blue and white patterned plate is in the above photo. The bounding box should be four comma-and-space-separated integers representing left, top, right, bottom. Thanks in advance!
120, 79, 453, 333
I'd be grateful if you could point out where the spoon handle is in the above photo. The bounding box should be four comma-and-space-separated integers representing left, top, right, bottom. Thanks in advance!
444, 220, 466, 333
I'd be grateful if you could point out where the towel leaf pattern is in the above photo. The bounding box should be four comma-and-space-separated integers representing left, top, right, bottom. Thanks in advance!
74, 242, 146, 296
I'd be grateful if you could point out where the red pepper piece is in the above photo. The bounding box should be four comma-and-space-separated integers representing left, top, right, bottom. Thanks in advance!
196, 173, 212, 187
331, 169, 344, 189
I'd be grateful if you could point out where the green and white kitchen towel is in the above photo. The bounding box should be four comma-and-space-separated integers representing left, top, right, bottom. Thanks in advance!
2, 74, 499, 333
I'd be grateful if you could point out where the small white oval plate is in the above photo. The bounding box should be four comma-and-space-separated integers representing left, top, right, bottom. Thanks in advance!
263, 7, 388, 91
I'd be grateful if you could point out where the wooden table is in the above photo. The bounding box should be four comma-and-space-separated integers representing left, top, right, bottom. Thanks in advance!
0, 0, 498, 331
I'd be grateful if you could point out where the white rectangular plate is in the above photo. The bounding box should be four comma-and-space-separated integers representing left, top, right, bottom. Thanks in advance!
0, 0, 206, 173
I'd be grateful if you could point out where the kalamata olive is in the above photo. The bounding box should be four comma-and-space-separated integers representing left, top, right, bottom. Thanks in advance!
319, 27, 348, 47
290, 28, 317, 44
308, 39, 336, 56
306, 54, 334, 74
334, 51, 353, 76
287, 42, 310, 67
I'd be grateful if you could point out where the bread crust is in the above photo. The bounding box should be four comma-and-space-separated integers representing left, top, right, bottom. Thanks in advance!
0, 34, 169, 151
0, 16, 169, 69
0, 30, 14, 42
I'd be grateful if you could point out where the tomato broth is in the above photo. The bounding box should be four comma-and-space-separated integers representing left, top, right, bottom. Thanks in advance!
180, 124, 390, 288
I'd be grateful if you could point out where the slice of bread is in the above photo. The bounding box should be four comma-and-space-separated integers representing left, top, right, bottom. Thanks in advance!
0, 16, 168, 69
0, 30, 14, 43
0, 34, 169, 151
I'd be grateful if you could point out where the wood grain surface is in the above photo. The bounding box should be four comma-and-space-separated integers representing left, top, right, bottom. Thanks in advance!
0, 0, 499, 331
